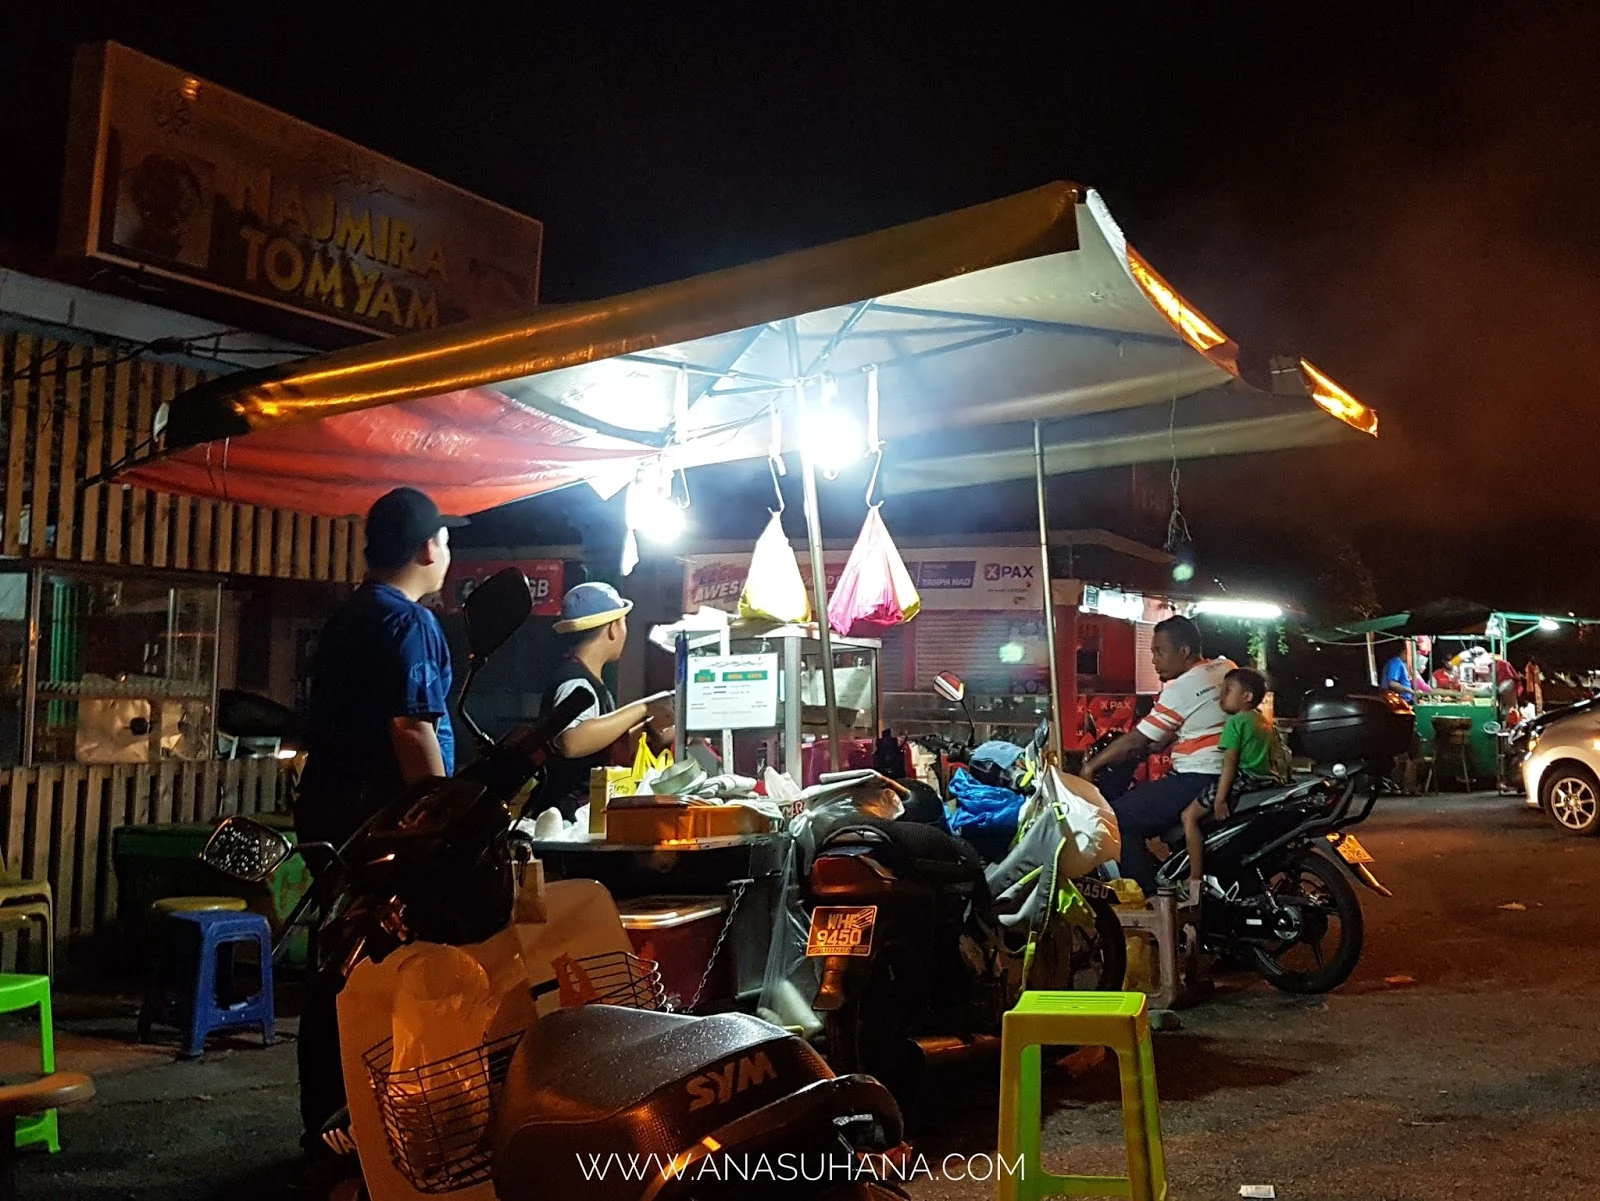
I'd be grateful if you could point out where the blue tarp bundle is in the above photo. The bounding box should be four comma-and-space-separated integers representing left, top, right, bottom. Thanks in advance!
947, 767, 1024, 862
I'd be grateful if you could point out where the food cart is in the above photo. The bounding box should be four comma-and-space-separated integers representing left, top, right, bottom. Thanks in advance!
658, 616, 882, 785
1307, 605, 1600, 788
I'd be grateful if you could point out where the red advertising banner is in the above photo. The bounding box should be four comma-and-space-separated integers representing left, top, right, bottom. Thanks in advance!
445, 560, 563, 615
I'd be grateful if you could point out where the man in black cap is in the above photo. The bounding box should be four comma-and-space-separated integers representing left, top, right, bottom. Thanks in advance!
294, 486, 466, 1158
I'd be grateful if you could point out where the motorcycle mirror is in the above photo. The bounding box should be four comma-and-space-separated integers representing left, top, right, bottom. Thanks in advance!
932, 671, 966, 703
1032, 718, 1051, 750
201, 816, 292, 883
464, 567, 533, 660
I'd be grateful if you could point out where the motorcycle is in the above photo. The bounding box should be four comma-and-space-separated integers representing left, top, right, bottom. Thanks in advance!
202, 567, 907, 1201
1124, 690, 1409, 994
804, 673, 1125, 1103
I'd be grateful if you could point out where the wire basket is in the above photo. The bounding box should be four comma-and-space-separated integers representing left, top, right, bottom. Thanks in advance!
363, 1031, 522, 1193
362, 952, 664, 1192
555, 949, 668, 1011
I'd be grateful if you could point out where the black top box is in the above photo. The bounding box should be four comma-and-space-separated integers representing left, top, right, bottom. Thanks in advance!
1296, 691, 1415, 764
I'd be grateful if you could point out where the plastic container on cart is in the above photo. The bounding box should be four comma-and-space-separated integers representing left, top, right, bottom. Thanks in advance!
616, 896, 733, 1010
604, 796, 776, 844
1296, 691, 1414, 764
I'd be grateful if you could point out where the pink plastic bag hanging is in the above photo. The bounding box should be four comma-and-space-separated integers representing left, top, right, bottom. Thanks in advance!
827, 505, 921, 636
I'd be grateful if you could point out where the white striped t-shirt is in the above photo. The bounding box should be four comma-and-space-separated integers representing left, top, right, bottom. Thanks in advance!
1135, 657, 1236, 774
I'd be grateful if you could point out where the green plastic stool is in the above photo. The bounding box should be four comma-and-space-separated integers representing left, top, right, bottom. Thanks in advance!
997, 990, 1168, 1201
0, 974, 59, 1154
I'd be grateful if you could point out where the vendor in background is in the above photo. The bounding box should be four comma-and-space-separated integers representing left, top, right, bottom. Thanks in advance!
540, 582, 673, 819
1382, 635, 1432, 703
1492, 653, 1521, 712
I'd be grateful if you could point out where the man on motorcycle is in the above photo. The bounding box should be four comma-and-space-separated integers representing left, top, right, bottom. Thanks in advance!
1078, 615, 1235, 891
294, 486, 465, 1158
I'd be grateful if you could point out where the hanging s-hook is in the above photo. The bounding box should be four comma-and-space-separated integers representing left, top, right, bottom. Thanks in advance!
767, 457, 786, 514
864, 364, 885, 506
673, 365, 690, 443
767, 400, 786, 512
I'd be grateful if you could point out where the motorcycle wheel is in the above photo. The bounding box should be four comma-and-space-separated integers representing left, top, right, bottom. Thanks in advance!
1249, 845, 1365, 994
1030, 893, 1128, 992
823, 942, 921, 1103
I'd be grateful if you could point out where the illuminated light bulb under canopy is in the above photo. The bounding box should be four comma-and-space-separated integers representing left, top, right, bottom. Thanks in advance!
625, 469, 688, 545
1300, 359, 1379, 436
801, 408, 864, 477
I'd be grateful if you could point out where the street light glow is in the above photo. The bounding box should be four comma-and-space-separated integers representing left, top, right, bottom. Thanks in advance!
1195, 599, 1284, 620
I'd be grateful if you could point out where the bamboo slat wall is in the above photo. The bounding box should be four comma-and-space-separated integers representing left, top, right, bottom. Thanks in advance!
0, 758, 293, 970
0, 330, 364, 581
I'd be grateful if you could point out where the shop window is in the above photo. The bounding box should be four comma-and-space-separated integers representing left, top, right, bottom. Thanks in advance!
16, 569, 221, 765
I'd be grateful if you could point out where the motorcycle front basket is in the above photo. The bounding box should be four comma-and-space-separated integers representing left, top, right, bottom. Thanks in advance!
362, 1031, 523, 1193
361, 952, 664, 1192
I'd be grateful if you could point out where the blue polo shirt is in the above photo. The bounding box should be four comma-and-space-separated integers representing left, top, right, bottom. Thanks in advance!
298, 582, 455, 843
1382, 654, 1417, 701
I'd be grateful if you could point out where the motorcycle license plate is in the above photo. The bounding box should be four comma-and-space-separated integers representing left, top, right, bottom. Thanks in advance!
806, 906, 877, 958
1075, 876, 1115, 903
1329, 833, 1375, 864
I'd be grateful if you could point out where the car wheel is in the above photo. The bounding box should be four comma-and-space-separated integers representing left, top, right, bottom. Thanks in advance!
1543, 765, 1600, 835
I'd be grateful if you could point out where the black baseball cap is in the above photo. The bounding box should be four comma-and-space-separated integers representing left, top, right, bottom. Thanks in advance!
364, 487, 468, 569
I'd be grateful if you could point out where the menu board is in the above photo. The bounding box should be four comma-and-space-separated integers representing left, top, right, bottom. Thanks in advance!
685, 653, 780, 731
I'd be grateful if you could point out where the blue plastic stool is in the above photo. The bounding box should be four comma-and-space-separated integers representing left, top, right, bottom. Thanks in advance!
138, 910, 275, 1058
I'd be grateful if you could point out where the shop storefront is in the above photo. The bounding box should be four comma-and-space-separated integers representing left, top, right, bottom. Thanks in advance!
0, 318, 360, 966
0, 38, 549, 969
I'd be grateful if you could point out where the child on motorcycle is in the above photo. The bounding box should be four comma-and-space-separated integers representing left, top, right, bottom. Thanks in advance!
1180, 667, 1283, 904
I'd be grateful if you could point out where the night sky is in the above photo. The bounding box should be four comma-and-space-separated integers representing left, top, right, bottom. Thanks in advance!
6, 3, 1600, 614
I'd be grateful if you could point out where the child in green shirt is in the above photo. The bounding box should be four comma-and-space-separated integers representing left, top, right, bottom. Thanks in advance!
1180, 667, 1282, 903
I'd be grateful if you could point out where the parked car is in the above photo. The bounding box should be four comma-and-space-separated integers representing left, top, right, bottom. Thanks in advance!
1517, 698, 1600, 833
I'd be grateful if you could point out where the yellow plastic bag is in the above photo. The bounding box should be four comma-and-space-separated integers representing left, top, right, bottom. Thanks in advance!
739, 512, 810, 624
626, 733, 672, 792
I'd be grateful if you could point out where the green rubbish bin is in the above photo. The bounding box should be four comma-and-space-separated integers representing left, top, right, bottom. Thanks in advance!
112, 814, 311, 967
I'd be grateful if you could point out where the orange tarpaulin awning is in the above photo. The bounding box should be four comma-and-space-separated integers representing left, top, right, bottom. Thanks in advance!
124, 386, 646, 517
132, 183, 1376, 517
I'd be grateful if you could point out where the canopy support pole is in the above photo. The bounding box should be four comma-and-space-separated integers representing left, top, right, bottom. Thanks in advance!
1365, 633, 1379, 687
788, 320, 842, 772
1033, 420, 1064, 762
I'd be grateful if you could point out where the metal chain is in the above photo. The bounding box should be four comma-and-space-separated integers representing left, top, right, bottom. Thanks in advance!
684, 878, 751, 1013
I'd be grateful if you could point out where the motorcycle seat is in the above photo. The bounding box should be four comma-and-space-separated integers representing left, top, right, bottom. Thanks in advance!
814, 813, 986, 886
1233, 781, 1309, 813
499, 1007, 788, 1124
493, 1006, 834, 1198
1159, 779, 1319, 846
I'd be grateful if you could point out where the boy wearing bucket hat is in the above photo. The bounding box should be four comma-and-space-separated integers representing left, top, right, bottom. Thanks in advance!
541, 581, 673, 818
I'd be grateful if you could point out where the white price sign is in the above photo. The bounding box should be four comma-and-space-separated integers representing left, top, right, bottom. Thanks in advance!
685, 653, 780, 731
